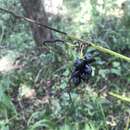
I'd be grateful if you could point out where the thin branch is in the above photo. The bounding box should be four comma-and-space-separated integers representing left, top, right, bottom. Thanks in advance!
43, 39, 65, 45
0, 7, 67, 35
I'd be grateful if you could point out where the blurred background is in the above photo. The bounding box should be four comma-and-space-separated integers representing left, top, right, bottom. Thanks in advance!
0, 0, 130, 130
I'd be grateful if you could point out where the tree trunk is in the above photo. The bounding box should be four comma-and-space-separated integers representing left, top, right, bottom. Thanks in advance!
20, 0, 53, 47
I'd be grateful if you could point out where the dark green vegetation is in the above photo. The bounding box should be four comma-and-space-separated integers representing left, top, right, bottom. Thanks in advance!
0, 0, 130, 130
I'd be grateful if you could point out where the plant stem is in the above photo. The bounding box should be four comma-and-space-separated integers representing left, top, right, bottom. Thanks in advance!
108, 92, 130, 103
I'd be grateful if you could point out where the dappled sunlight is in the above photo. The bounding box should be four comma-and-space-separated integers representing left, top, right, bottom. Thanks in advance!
0, 55, 14, 72
0, 51, 20, 73
116, 0, 126, 7
44, 0, 67, 15
106, 8, 124, 18
19, 84, 36, 99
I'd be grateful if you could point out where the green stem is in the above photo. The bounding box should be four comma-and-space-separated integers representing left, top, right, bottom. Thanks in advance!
124, 116, 130, 130
108, 92, 130, 103
91, 43, 130, 62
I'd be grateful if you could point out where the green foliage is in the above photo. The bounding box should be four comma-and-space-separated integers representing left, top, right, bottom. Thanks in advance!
0, 0, 33, 51
0, 0, 130, 130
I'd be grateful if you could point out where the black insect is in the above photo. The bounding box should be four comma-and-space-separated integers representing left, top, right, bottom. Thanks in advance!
71, 53, 94, 86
